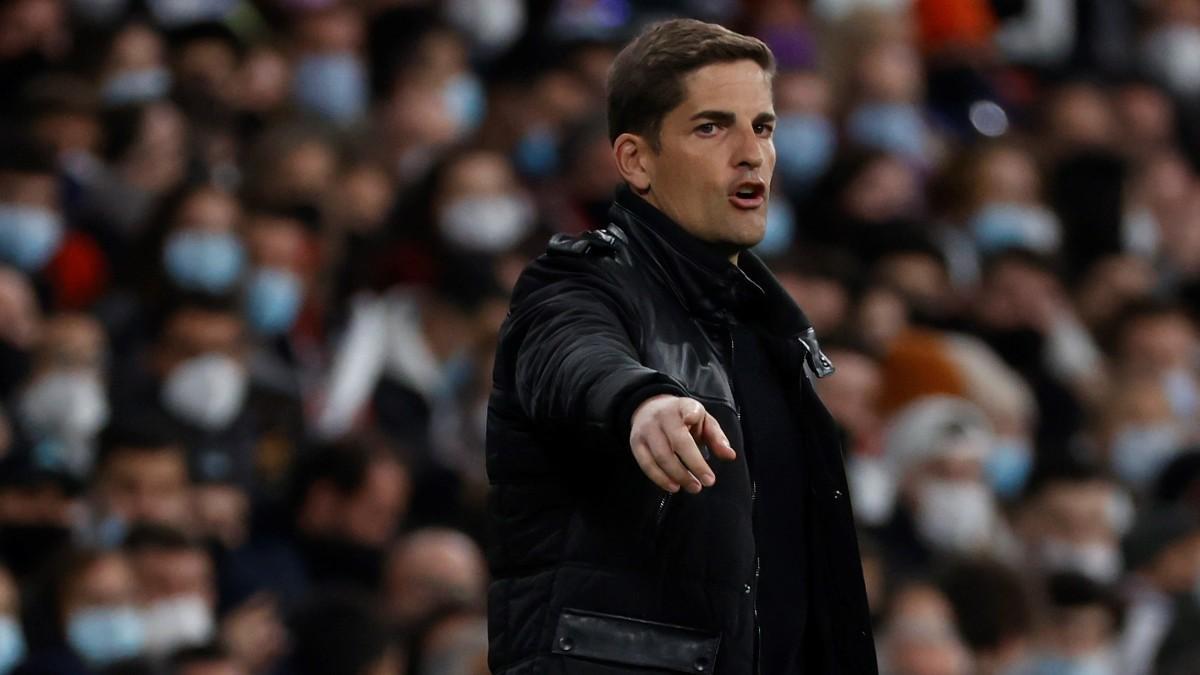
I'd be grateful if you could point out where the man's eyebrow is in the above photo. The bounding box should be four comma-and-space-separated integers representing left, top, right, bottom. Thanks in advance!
687, 110, 778, 125
688, 110, 737, 124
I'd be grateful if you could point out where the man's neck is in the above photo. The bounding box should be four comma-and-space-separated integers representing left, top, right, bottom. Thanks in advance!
621, 185, 742, 269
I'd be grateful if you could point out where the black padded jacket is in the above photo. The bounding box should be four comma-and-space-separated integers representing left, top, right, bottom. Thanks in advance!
485, 186, 878, 675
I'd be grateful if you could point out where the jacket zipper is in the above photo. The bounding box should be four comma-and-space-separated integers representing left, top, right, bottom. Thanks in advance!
655, 491, 671, 529
728, 326, 761, 675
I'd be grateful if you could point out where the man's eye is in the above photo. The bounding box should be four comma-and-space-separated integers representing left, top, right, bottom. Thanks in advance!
754, 123, 774, 136
696, 123, 717, 135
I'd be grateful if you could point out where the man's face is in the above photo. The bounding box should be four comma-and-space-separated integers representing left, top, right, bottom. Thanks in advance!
156, 309, 245, 376
632, 60, 776, 255
341, 460, 409, 547
1032, 481, 1119, 547
130, 547, 215, 608
97, 449, 191, 528
63, 553, 138, 616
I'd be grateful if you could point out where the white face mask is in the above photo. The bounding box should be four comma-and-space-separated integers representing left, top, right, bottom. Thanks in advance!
847, 457, 897, 526
1143, 24, 1200, 96
19, 370, 110, 441
140, 594, 214, 657
915, 480, 997, 553
445, 0, 525, 55
438, 193, 535, 254
1037, 538, 1122, 584
161, 353, 247, 431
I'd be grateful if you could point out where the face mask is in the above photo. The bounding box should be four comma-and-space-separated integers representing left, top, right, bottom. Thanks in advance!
1038, 538, 1122, 583
245, 267, 303, 336
445, 0, 525, 56
1110, 423, 1183, 489
915, 480, 997, 553
1028, 649, 1119, 675
18, 370, 109, 442
1162, 368, 1199, 421
443, 72, 487, 138
0, 616, 24, 675
513, 126, 559, 178
163, 230, 245, 293
439, 194, 534, 254
773, 113, 836, 190
67, 605, 145, 667
845, 103, 927, 163
140, 595, 214, 657
985, 438, 1033, 499
161, 353, 248, 431
101, 67, 172, 105
0, 204, 65, 272
846, 457, 897, 526
754, 195, 795, 258
1142, 25, 1200, 96
969, 202, 1062, 254
293, 52, 369, 126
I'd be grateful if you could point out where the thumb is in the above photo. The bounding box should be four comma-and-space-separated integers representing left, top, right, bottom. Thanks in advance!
699, 412, 736, 461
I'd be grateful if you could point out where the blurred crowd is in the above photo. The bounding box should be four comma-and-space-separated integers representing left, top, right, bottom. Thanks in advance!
0, 0, 1199, 674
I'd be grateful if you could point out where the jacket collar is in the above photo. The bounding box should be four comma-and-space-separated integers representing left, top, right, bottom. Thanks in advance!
608, 184, 835, 377
611, 184, 765, 320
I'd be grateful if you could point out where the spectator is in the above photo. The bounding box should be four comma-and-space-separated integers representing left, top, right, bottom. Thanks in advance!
86, 419, 191, 545
285, 439, 410, 591
383, 527, 486, 632
1026, 572, 1124, 674
878, 580, 972, 675
20, 548, 146, 674
1117, 506, 1200, 675
122, 526, 216, 659
1014, 460, 1131, 585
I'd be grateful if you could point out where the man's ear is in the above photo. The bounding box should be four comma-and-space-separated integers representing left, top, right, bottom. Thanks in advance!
612, 132, 654, 193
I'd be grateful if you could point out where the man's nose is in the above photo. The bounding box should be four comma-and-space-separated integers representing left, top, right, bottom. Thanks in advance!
734, 126, 764, 169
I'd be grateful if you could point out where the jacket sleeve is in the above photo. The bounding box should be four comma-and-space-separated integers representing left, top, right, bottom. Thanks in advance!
508, 273, 686, 441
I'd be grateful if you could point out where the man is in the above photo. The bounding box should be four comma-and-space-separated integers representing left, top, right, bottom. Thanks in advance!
486, 18, 876, 675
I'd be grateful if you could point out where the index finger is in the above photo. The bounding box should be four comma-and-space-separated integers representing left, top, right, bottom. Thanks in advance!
667, 425, 715, 488
698, 412, 736, 461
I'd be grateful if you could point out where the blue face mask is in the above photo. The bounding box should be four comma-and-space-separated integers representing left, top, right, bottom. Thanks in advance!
67, 605, 145, 667
773, 113, 835, 190
443, 72, 487, 137
846, 103, 926, 162
163, 230, 245, 293
985, 438, 1034, 499
969, 202, 1061, 254
0, 616, 26, 675
101, 67, 172, 105
754, 195, 796, 258
245, 267, 303, 336
513, 125, 560, 178
293, 52, 369, 126
0, 204, 65, 272
1111, 423, 1183, 489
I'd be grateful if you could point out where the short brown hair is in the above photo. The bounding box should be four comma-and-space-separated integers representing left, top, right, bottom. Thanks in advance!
606, 19, 775, 150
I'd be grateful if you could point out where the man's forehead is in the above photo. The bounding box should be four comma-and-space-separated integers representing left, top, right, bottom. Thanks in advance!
678, 60, 774, 112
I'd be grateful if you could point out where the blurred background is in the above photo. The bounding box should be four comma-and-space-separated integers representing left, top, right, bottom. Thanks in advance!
0, 0, 1199, 674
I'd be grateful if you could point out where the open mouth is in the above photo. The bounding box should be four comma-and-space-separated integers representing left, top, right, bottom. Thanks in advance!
729, 181, 766, 209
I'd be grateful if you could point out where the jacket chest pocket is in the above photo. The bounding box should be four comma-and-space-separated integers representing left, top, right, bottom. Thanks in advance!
551, 608, 721, 674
